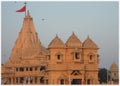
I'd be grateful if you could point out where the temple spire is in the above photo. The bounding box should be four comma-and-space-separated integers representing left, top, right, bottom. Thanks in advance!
10, 11, 43, 61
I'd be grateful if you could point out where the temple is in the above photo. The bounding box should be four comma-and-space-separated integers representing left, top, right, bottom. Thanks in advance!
2, 11, 100, 85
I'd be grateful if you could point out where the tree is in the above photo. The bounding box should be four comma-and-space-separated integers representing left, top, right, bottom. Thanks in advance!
98, 68, 110, 84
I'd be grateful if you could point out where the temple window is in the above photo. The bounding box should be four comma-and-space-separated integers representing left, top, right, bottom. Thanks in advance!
16, 68, 18, 71
30, 67, 32, 71
56, 54, 63, 62
73, 51, 81, 62
56, 52, 63, 62
88, 53, 95, 63
57, 55, 61, 60
26, 67, 28, 71
35, 67, 37, 71
75, 52, 79, 59
90, 55, 92, 60
40, 66, 45, 71
20, 67, 24, 71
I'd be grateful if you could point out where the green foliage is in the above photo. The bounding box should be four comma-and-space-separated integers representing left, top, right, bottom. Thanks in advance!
98, 68, 110, 84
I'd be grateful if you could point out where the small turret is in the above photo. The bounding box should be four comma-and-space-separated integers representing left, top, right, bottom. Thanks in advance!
83, 36, 98, 49
66, 32, 82, 48
48, 34, 66, 48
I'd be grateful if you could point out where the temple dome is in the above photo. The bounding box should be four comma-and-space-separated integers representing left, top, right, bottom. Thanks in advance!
82, 36, 98, 49
110, 62, 118, 71
66, 32, 82, 48
48, 35, 66, 48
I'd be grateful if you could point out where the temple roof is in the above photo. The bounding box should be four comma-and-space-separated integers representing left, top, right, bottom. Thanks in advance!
82, 36, 98, 49
10, 11, 47, 61
66, 32, 82, 47
110, 62, 118, 71
48, 35, 66, 48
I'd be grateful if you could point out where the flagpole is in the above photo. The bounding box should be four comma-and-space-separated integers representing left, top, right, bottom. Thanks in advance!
24, 2, 27, 16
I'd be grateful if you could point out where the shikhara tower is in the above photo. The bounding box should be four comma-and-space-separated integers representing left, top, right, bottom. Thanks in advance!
10, 11, 47, 63
2, 11, 100, 85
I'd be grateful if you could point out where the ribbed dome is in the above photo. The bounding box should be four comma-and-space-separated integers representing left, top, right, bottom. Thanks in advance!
83, 36, 98, 49
110, 62, 118, 71
66, 32, 82, 48
48, 35, 66, 48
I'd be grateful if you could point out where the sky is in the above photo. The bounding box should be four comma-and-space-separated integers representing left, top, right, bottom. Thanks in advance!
1, 1, 119, 69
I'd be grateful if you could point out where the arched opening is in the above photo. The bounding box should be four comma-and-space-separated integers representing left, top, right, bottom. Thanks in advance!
60, 79, 64, 84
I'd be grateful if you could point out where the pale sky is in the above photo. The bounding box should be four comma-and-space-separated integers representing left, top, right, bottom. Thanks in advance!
1, 1, 119, 69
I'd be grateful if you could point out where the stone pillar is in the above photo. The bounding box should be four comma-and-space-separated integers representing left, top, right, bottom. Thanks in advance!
37, 77, 40, 84
35, 77, 37, 84
11, 77, 13, 84
18, 77, 20, 84
82, 78, 85, 84
28, 76, 31, 84
58, 79, 60, 84
86, 79, 87, 84
13, 77, 15, 84
15, 77, 17, 84
57, 79, 59, 84
12, 77, 15, 84
44, 79, 46, 84
46, 79, 48, 85
32, 77, 35, 84
83, 79, 85, 84
92, 79, 93, 84
53, 79, 54, 84
24, 67, 26, 72
8, 77, 11, 84
90, 79, 91, 84
54, 79, 57, 84
24, 77, 26, 84
81, 79, 83, 84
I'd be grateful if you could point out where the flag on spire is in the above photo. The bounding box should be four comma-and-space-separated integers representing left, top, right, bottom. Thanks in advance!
16, 5, 26, 12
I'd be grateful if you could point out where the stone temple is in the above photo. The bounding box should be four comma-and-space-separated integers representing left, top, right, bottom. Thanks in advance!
2, 11, 100, 85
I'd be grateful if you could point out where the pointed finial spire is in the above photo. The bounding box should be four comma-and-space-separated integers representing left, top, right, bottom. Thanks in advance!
25, 10, 31, 18
112, 61, 116, 64
87, 35, 90, 39
72, 31, 75, 35
56, 34, 58, 38
27, 10, 30, 16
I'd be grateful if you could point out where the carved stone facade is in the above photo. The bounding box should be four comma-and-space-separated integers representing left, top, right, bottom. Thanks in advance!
2, 11, 99, 85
